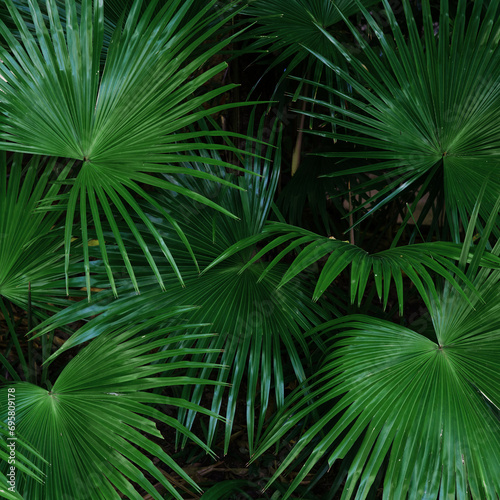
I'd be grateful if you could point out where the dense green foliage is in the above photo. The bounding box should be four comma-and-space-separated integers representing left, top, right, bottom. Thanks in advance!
1, 1, 499, 499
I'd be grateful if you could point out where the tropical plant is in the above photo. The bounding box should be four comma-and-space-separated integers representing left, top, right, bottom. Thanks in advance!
0, 0, 264, 497
30, 112, 331, 457
205, 220, 479, 314
0, 421, 46, 500
0, 152, 86, 313
0, 151, 88, 387
0, 0, 253, 297
243, 0, 378, 175
0, 308, 228, 500
252, 196, 500, 499
1, 0, 499, 499
244, 0, 374, 90
287, 0, 500, 241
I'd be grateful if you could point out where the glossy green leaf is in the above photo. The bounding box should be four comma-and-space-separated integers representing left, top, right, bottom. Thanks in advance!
0, 153, 85, 313
0, 0, 253, 295
0, 421, 46, 500
291, 0, 500, 237
1, 307, 227, 500
29, 114, 331, 457
252, 208, 500, 499
244, 0, 377, 96
204, 221, 488, 314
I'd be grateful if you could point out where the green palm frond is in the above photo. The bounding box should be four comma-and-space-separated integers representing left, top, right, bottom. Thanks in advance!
0, 151, 85, 381
252, 198, 500, 500
32, 258, 328, 457
292, 0, 500, 238
1, 307, 227, 500
160, 109, 282, 252
255, 308, 500, 499
174, 259, 326, 455
0, 0, 239, 61
0, 0, 254, 297
204, 221, 491, 314
244, 0, 376, 95
0, 144, 91, 381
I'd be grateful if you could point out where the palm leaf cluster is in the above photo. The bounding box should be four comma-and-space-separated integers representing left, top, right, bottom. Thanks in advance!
244, 0, 369, 88
1, 308, 228, 499
254, 203, 500, 499
0, 421, 45, 500
205, 221, 478, 313
0, 153, 84, 313
0, 1, 499, 499
31, 114, 330, 456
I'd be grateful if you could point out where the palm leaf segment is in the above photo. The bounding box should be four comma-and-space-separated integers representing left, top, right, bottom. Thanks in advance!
258, 309, 500, 499
0, 152, 87, 386
1, 307, 227, 500
297, 0, 500, 237
0, 153, 86, 314
244, 0, 376, 95
0, 0, 231, 62
205, 221, 477, 315
33, 258, 326, 457
0, 421, 46, 500
0, 0, 250, 297
159, 124, 329, 455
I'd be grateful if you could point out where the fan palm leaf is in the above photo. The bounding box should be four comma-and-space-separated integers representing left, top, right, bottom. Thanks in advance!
290, 0, 500, 238
0, 152, 88, 383
244, 0, 376, 95
243, 0, 379, 176
0, 0, 253, 296
0, 152, 85, 312
251, 198, 500, 499
31, 258, 328, 456
1, 0, 241, 62
1, 306, 227, 500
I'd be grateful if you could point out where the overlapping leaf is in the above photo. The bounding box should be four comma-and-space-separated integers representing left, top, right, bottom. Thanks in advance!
244, 0, 376, 95
204, 221, 486, 314
252, 198, 500, 499
0, 151, 86, 387
0, 0, 240, 62
254, 306, 500, 499
1, 307, 227, 500
30, 113, 331, 455
0, 0, 253, 296
0, 421, 46, 500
